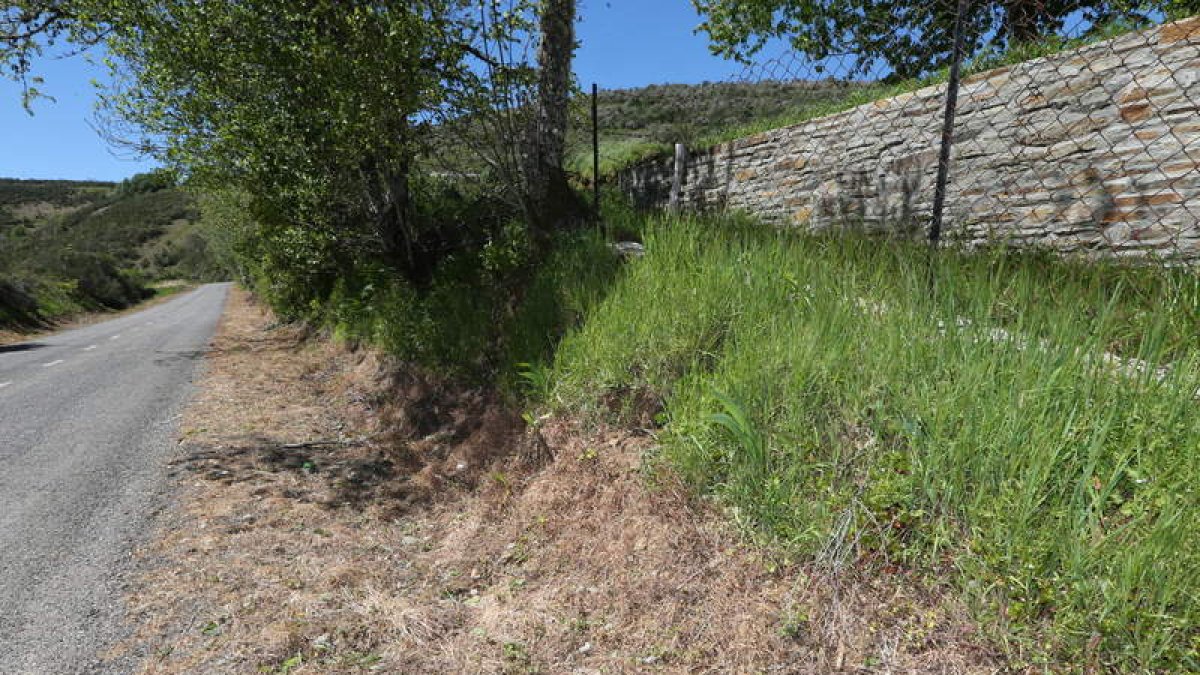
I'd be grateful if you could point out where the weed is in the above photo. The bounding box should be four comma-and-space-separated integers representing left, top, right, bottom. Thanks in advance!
709, 390, 769, 480
335, 652, 382, 668
502, 640, 532, 671
516, 362, 554, 401
778, 610, 810, 640
262, 653, 302, 674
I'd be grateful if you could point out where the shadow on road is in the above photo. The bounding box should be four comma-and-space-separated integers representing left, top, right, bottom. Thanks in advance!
0, 343, 46, 354
152, 350, 207, 366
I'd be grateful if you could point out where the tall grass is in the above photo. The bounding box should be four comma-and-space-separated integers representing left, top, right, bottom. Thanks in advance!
566, 138, 672, 182
548, 214, 1200, 669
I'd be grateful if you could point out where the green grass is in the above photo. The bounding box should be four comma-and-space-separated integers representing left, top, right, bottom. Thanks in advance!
319, 225, 622, 391
149, 281, 194, 299
546, 212, 1200, 670
566, 137, 672, 181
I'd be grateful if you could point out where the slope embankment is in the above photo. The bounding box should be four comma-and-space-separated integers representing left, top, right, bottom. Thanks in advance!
118, 286, 993, 673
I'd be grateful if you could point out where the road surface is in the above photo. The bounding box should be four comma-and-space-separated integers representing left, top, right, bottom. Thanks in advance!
0, 283, 230, 674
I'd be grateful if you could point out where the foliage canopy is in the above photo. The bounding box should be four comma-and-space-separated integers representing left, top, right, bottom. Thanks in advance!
3, 1, 579, 288
691, 0, 1200, 80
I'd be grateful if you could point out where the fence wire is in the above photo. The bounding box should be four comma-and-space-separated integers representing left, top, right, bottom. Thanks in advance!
640, 1, 1200, 266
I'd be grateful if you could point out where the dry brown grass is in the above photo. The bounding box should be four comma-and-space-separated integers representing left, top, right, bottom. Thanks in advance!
7, 200, 86, 223
118, 287, 1000, 674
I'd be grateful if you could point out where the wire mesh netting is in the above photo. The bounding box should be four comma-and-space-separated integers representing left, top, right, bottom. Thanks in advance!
627, 1, 1200, 265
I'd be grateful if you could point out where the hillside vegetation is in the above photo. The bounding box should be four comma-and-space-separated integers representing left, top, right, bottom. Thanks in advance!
546, 214, 1200, 671
0, 174, 226, 329
565, 79, 868, 177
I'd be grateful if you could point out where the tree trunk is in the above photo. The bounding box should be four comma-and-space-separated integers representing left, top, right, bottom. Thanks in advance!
378, 156, 413, 267
524, 0, 579, 239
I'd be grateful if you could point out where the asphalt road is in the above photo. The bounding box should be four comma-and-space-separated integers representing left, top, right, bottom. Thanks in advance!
0, 283, 230, 674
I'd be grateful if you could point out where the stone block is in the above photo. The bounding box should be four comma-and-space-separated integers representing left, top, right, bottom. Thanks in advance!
1160, 17, 1200, 45
773, 158, 808, 172
733, 134, 769, 150
1119, 102, 1153, 123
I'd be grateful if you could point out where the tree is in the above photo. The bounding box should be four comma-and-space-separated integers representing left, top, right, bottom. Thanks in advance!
2, 1, 110, 108
523, 0, 580, 236
96, 1, 485, 281
691, 0, 1187, 81
5, 1, 587, 281
3, 2, 554, 281
426, 0, 584, 243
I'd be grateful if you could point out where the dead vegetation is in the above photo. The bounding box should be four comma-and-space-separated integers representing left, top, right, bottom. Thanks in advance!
116, 287, 998, 673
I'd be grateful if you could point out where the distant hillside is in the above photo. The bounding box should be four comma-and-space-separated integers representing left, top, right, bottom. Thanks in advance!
0, 175, 226, 329
0, 179, 113, 228
567, 79, 868, 177
596, 80, 861, 143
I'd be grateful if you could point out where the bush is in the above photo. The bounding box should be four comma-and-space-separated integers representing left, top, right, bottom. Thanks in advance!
0, 277, 42, 326
318, 225, 621, 388
51, 251, 151, 309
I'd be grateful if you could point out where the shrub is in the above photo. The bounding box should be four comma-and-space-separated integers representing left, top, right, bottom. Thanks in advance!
51, 251, 151, 309
317, 224, 621, 388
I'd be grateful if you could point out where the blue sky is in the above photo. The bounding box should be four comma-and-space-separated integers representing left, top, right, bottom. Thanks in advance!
575, 0, 751, 87
0, 1, 749, 182
0, 50, 153, 181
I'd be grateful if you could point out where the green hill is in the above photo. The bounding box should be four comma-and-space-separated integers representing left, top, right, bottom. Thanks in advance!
0, 174, 226, 329
567, 79, 869, 177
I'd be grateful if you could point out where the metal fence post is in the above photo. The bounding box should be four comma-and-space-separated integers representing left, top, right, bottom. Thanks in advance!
929, 0, 971, 248
592, 82, 601, 229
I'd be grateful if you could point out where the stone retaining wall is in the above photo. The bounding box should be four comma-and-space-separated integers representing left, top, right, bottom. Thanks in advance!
617, 18, 1200, 259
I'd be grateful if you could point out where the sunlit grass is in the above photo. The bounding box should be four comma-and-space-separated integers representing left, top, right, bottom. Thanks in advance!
566, 137, 672, 181
548, 212, 1200, 669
